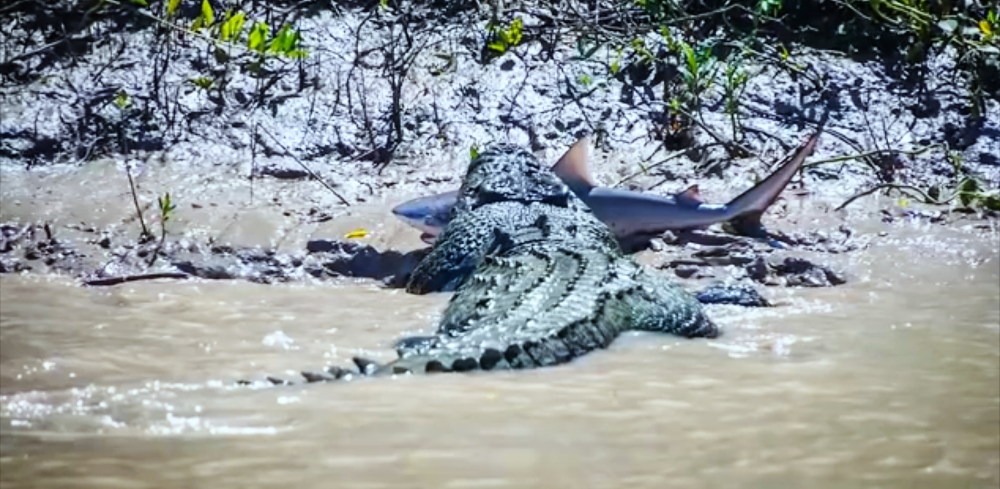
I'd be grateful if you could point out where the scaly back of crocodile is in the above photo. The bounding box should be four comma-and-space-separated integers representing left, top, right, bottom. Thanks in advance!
382, 145, 717, 374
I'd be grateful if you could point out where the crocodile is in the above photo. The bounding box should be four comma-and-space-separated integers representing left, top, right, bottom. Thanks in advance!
254, 143, 720, 385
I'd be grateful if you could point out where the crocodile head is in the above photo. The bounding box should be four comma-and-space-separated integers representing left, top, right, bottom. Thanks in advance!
453, 145, 573, 215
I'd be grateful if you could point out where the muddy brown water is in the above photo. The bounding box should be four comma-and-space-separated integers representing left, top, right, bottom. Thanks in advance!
1, 217, 998, 488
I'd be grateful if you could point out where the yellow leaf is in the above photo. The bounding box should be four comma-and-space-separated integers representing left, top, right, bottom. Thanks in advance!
344, 228, 369, 239
981, 20, 993, 35
897, 198, 910, 208
487, 40, 506, 54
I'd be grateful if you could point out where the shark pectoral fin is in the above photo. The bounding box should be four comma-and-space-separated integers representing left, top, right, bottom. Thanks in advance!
551, 137, 597, 190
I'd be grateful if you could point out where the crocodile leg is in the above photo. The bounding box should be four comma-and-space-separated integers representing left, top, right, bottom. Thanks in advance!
626, 269, 720, 338
405, 210, 508, 294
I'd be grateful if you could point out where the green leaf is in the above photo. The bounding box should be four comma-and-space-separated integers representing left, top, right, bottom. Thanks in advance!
269, 24, 301, 56
470, 144, 480, 160
981, 193, 1000, 211
166, 0, 181, 16
158, 193, 176, 222
248, 22, 269, 53
189, 76, 214, 90
682, 42, 698, 74
113, 90, 130, 109
200, 0, 214, 26
959, 177, 981, 193
957, 177, 981, 207
213, 46, 229, 63
128, 0, 148, 7
220, 11, 246, 42
755, 0, 782, 16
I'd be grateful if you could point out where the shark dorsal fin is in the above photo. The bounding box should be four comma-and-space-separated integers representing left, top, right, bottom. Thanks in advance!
676, 184, 703, 207
551, 137, 597, 190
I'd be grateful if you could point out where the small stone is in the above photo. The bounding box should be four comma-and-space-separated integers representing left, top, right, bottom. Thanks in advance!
425, 360, 449, 373
479, 349, 503, 370
301, 370, 336, 383
693, 246, 731, 258
785, 268, 828, 287
745, 256, 769, 282
673, 265, 699, 278
352, 357, 379, 375
325, 365, 351, 379
451, 357, 478, 372
822, 268, 847, 286
695, 283, 772, 307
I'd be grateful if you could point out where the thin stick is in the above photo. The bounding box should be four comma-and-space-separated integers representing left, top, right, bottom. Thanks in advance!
835, 183, 942, 212
257, 126, 351, 206
250, 122, 257, 206
125, 164, 151, 241
614, 144, 719, 187
802, 145, 942, 169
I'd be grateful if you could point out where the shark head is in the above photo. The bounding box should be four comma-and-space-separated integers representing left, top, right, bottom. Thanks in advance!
391, 190, 459, 243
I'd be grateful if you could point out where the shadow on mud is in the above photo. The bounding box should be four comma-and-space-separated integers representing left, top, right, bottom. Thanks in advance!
302, 239, 430, 288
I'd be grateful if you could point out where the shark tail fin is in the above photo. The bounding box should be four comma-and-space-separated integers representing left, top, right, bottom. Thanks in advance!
724, 129, 824, 236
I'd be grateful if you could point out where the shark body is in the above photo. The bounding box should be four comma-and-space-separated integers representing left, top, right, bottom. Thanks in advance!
392, 132, 822, 249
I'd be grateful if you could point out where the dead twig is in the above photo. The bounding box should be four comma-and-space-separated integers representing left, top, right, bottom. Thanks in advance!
256, 126, 351, 206
82, 272, 191, 287
835, 183, 942, 211
124, 163, 153, 242
802, 144, 942, 169
615, 143, 721, 187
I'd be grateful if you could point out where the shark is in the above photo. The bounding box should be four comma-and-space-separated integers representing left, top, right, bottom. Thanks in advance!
392, 131, 822, 250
